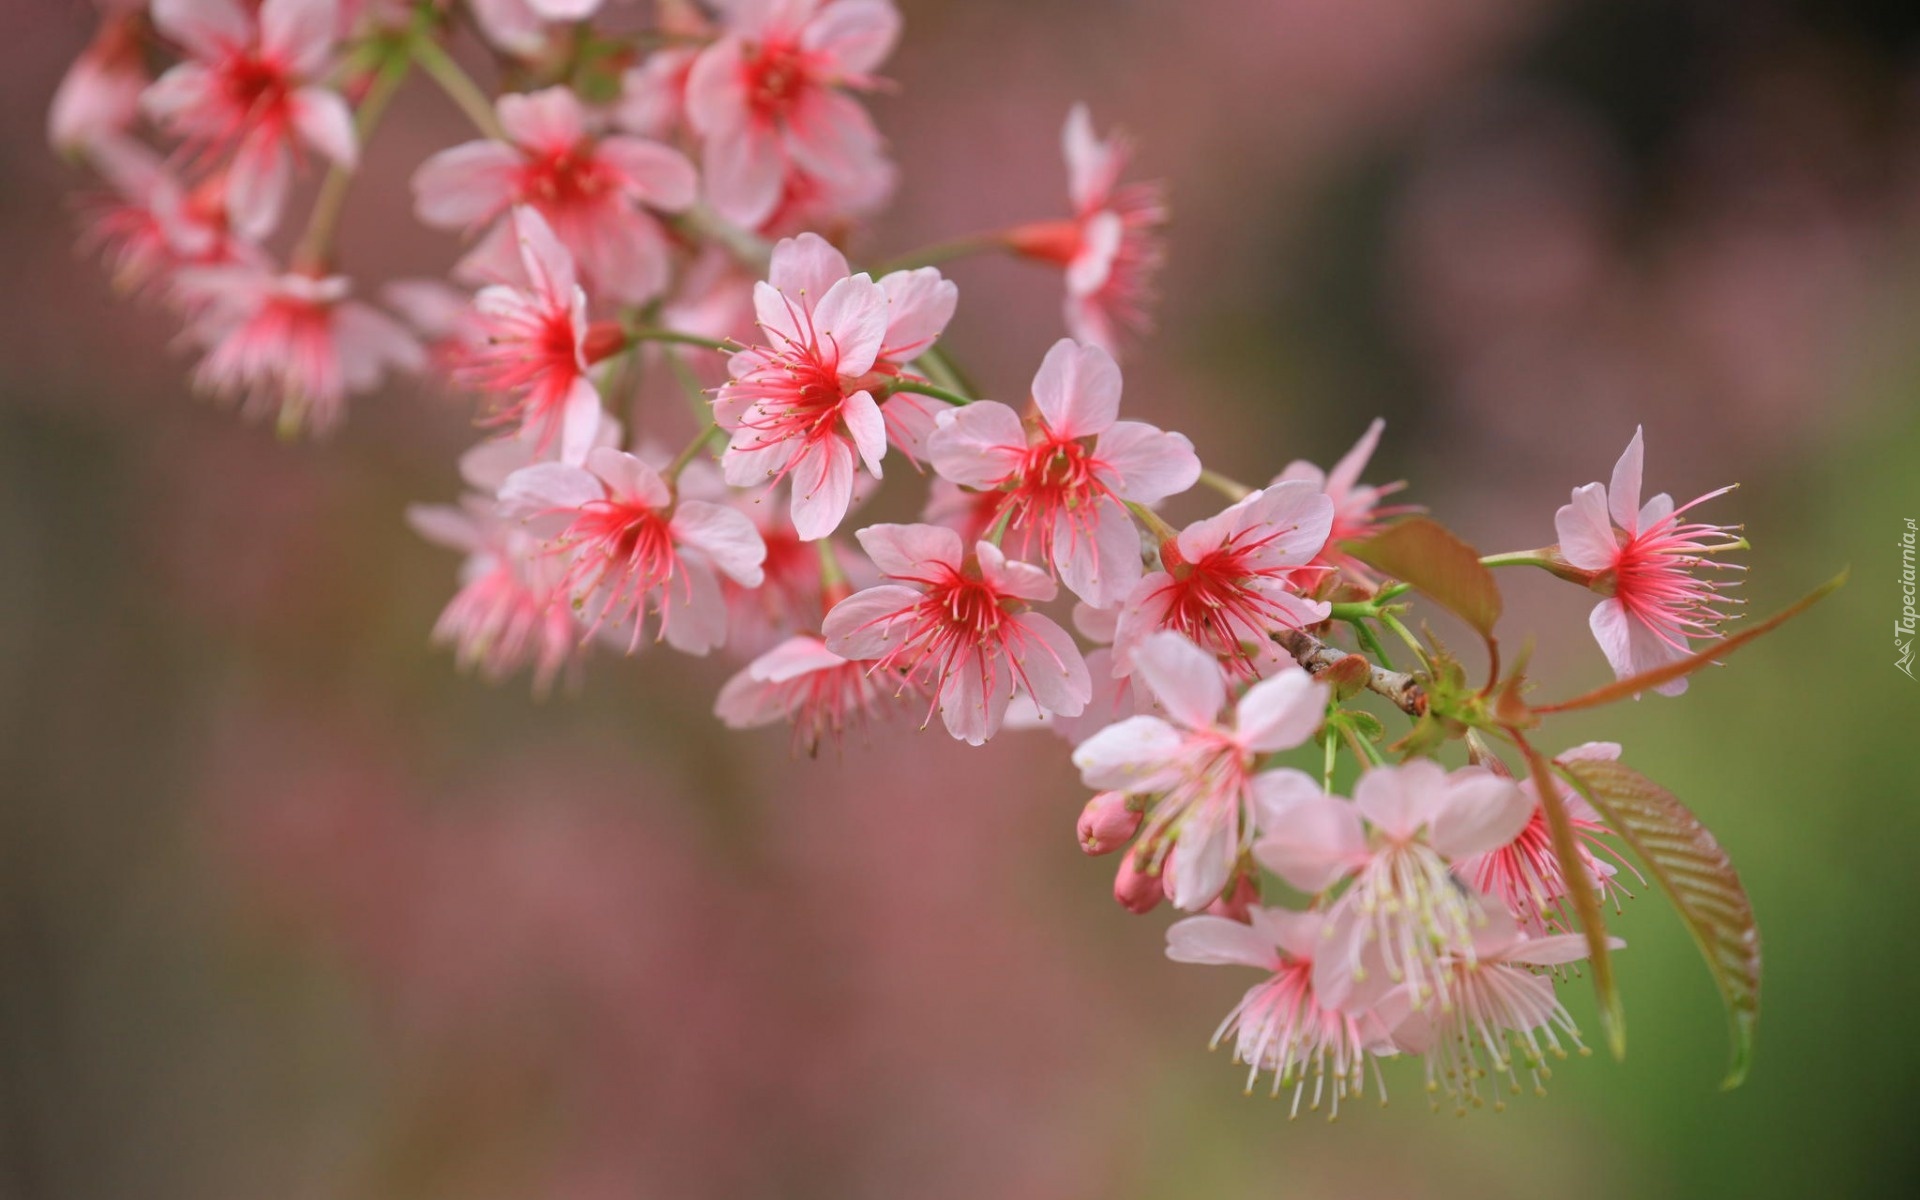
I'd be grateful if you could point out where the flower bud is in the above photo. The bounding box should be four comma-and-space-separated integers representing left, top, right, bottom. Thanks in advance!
1077, 790, 1142, 855
1113, 853, 1163, 915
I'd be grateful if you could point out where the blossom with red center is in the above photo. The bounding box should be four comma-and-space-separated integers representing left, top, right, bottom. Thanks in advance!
81, 137, 260, 295
1073, 631, 1327, 910
1375, 901, 1612, 1113
1166, 908, 1387, 1116
1554, 427, 1745, 695
1455, 743, 1637, 935
715, 232, 957, 540
1006, 105, 1168, 355
141, 0, 357, 240
1253, 760, 1532, 1017
927, 338, 1199, 606
1273, 418, 1410, 580
498, 446, 767, 655
412, 86, 698, 305
49, 6, 149, 155
684, 0, 899, 229
822, 523, 1090, 745
175, 263, 422, 434
715, 634, 922, 754
1113, 481, 1334, 676
455, 207, 609, 463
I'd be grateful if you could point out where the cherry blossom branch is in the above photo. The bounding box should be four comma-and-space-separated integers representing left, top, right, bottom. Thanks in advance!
410, 32, 504, 139
1273, 627, 1427, 717
292, 43, 414, 270
626, 327, 733, 353
881, 378, 973, 407
1197, 468, 1253, 502
869, 231, 1007, 274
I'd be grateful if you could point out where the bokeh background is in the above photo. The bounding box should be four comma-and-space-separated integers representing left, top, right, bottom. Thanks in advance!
5, 0, 1919, 1196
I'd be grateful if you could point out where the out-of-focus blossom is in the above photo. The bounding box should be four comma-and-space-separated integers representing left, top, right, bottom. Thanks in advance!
412, 86, 698, 304
499, 446, 767, 654
1007, 105, 1168, 354
716, 634, 920, 752
1113, 482, 1333, 676
1074, 631, 1326, 910
715, 232, 956, 539
1255, 760, 1531, 1014
1273, 418, 1408, 579
1554, 427, 1745, 695
1167, 908, 1386, 1116
176, 264, 422, 434
822, 523, 1089, 745
927, 338, 1198, 606
686, 0, 899, 228
49, 8, 148, 154
455, 207, 609, 463
81, 137, 259, 294
142, 0, 357, 239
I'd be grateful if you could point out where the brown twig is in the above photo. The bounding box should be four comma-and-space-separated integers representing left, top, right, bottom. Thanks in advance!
1274, 628, 1426, 717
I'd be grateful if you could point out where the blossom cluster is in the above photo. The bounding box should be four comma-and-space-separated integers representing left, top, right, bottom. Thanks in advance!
57, 0, 1778, 1116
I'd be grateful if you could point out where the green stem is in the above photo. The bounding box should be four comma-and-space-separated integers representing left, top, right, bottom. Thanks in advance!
1322, 727, 1339, 793
291, 49, 412, 269
628, 327, 733, 353
411, 33, 505, 139
660, 346, 712, 428
883, 378, 973, 408
1124, 500, 1178, 543
666, 423, 722, 481
1197, 468, 1254, 502
679, 205, 773, 270
816, 539, 848, 591
1480, 550, 1559, 570
916, 344, 978, 399
1377, 610, 1426, 664
869, 232, 1007, 275
1350, 618, 1396, 672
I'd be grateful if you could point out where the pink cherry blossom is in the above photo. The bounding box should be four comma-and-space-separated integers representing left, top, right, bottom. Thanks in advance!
1113, 482, 1334, 675
1166, 908, 1385, 1116
1072, 631, 1327, 910
1376, 901, 1610, 1113
715, 232, 957, 539
685, 0, 900, 229
821, 524, 1090, 745
175, 264, 422, 434
81, 138, 260, 295
616, 44, 703, 140
1006, 105, 1168, 355
49, 10, 148, 154
454, 207, 608, 463
1254, 760, 1532, 1015
1454, 743, 1637, 934
1273, 418, 1409, 579
142, 0, 357, 240
927, 338, 1199, 606
411, 87, 698, 304
1555, 427, 1745, 695
715, 634, 922, 753
465, 0, 552, 57
499, 446, 767, 655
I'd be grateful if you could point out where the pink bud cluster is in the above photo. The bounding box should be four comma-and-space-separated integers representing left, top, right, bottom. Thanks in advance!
55, 0, 1758, 1118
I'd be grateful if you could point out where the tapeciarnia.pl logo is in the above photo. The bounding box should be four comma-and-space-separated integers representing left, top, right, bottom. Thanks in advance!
1900, 517, 1917, 679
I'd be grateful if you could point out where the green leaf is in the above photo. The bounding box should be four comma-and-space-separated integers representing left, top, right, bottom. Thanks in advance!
1347, 518, 1503, 640
1515, 737, 1625, 1061
1537, 569, 1848, 714
1561, 758, 1761, 1089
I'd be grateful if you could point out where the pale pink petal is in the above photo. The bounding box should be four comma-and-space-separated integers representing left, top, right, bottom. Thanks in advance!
1325, 418, 1385, 499
1427, 770, 1533, 859
1061, 102, 1120, 212
1352, 759, 1447, 842
585, 446, 671, 508
802, 0, 901, 74
1070, 715, 1184, 792
661, 556, 728, 654
1009, 612, 1091, 717
789, 438, 856, 540
1556, 482, 1619, 572
926, 401, 1026, 489
807, 274, 888, 377
783, 86, 884, 184
822, 584, 921, 659
1164, 915, 1276, 969
499, 461, 603, 530
974, 541, 1056, 602
939, 652, 1009, 745
405, 503, 484, 554
600, 136, 698, 211
259, 0, 335, 76
1503, 933, 1611, 967
684, 37, 748, 133
1054, 497, 1143, 608
1131, 630, 1226, 730
527, 0, 602, 19
1233, 667, 1326, 753
1608, 426, 1646, 534
673, 501, 768, 586
152, 0, 252, 60
498, 86, 585, 150
1065, 211, 1121, 296
854, 522, 964, 578
1169, 811, 1235, 911
1640, 491, 1674, 527
842, 389, 887, 477
876, 267, 957, 360
1095, 420, 1199, 504
412, 141, 522, 228
1252, 786, 1365, 894
1030, 337, 1121, 438
555, 377, 603, 466
703, 123, 786, 228
225, 130, 290, 240
509, 205, 578, 300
